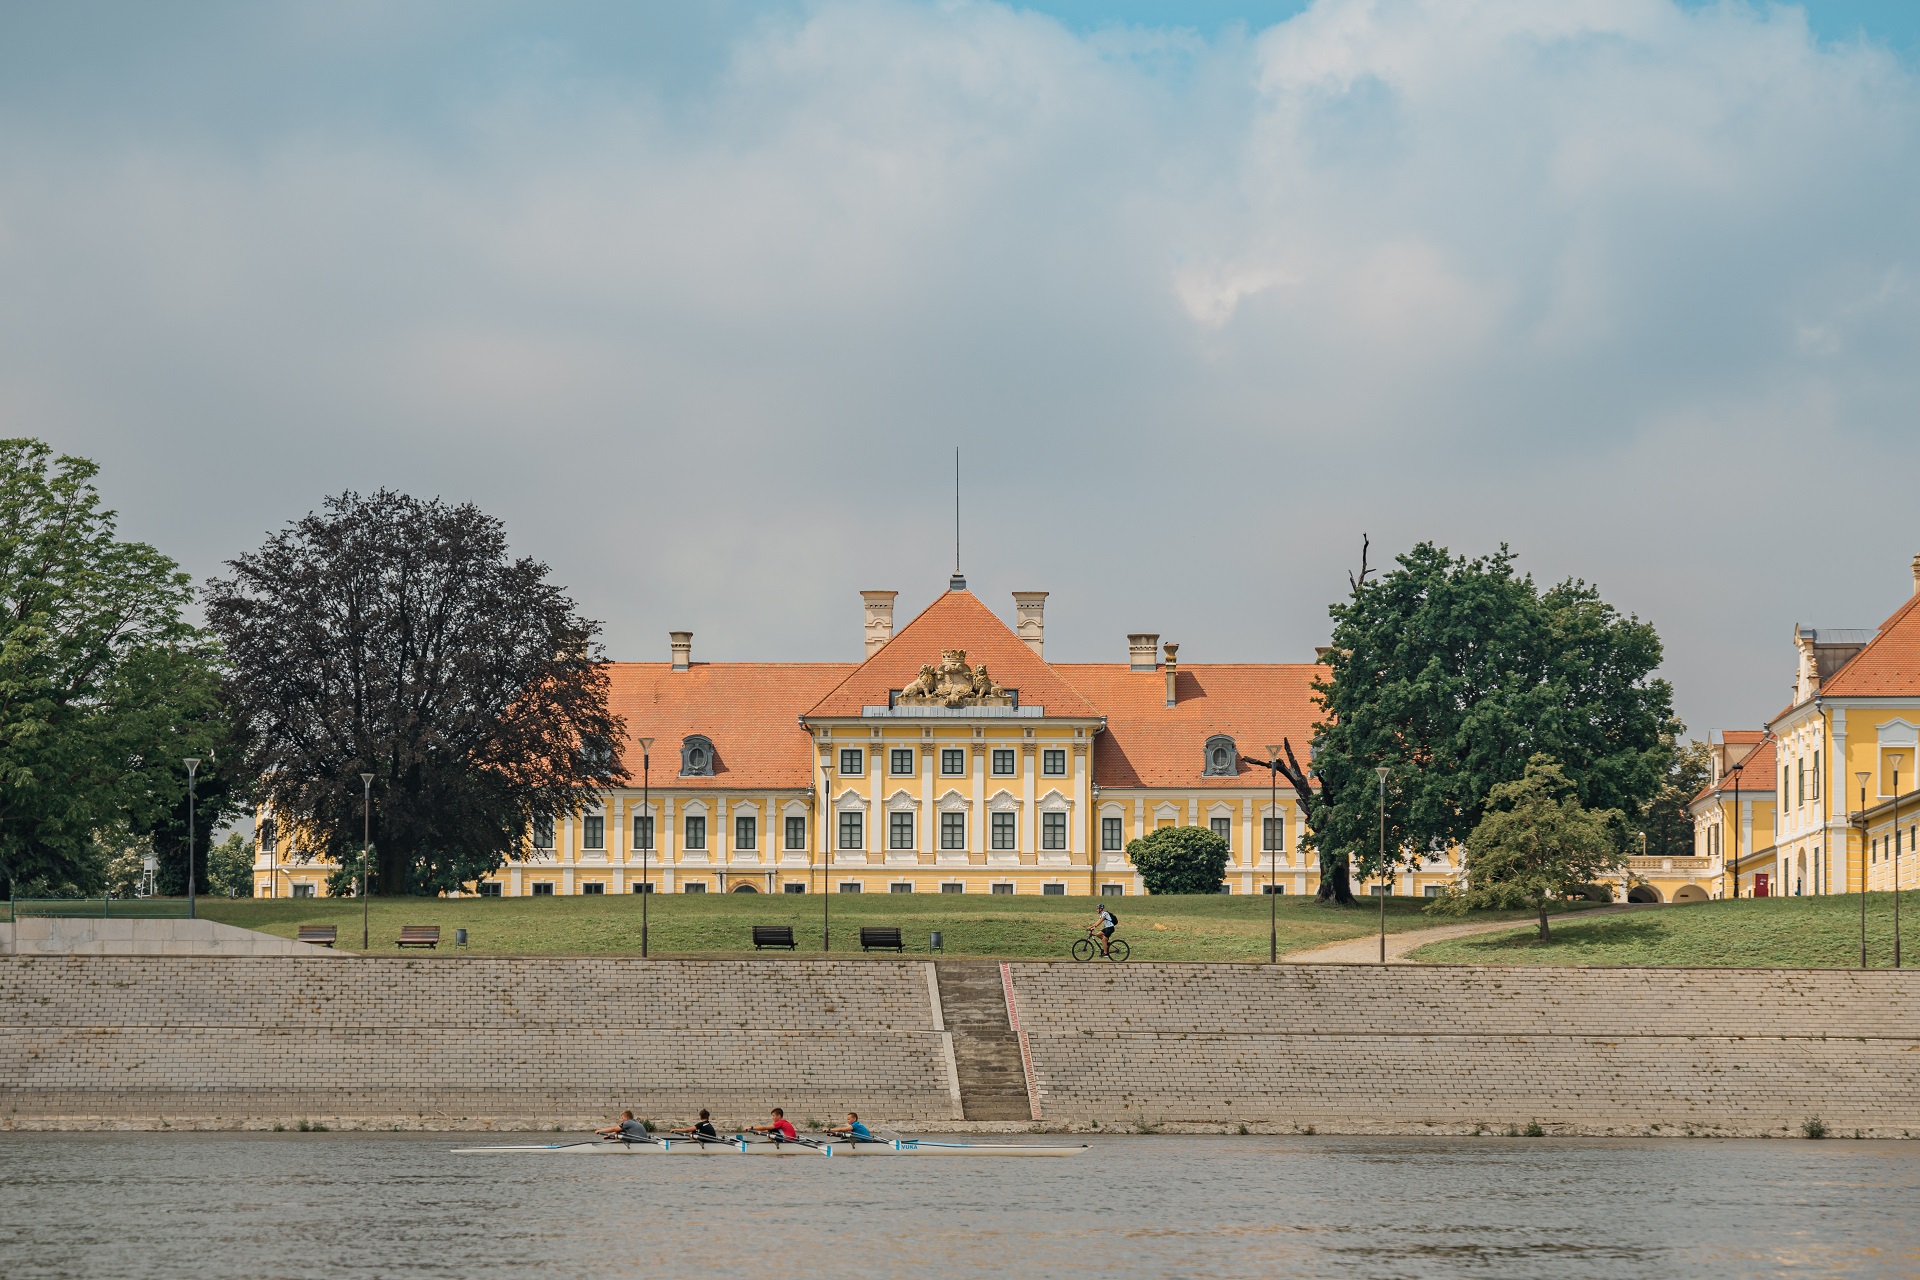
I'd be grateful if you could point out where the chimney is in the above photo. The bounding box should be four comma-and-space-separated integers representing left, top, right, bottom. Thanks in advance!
670, 631, 692, 672
1012, 592, 1048, 659
1128, 633, 1160, 672
1911, 553, 1920, 597
861, 591, 898, 661
1164, 641, 1179, 708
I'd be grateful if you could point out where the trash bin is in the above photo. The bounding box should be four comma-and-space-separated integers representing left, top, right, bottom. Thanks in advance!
928, 931, 943, 953
454, 928, 468, 948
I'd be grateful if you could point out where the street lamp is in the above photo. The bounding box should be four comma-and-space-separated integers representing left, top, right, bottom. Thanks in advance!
637, 738, 654, 958
1376, 765, 1389, 964
820, 748, 833, 952
1892, 753, 1905, 970
360, 773, 374, 951
1723, 760, 1744, 900
1856, 771, 1871, 969
183, 758, 201, 919
1266, 745, 1284, 964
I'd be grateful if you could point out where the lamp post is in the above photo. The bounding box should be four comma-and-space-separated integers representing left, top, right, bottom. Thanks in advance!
1893, 754, 1905, 970
820, 748, 832, 953
1723, 760, 1743, 900
1376, 765, 1389, 964
360, 773, 373, 951
183, 758, 201, 919
637, 738, 653, 958
1857, 771, 1871, 969
1266, 745, 1284, 964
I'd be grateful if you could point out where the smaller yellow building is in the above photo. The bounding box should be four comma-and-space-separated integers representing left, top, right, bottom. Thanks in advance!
1679, 731, 1774, 900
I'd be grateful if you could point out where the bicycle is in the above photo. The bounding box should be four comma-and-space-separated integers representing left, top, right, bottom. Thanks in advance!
1071, 931, 1129, 962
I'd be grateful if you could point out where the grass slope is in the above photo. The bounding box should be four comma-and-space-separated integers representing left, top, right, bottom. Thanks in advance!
202, 893, 1559, 961
1407, 892, 1920, 968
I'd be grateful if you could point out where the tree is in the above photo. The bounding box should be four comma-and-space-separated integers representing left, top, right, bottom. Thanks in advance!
206, 490, 628, 896
0, 439, 229, 894
1308, 541, 1675, 899
1640, 735, 1709, 860
205, 833, 254, 898
1431, 754, 1626, 940
1127, 825, 1230, 895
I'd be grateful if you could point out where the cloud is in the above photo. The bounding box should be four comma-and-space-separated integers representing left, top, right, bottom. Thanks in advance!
1, 0, 1917, 736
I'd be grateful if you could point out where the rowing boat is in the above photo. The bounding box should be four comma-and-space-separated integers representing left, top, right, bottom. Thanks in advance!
451, 1136, 1086, 1158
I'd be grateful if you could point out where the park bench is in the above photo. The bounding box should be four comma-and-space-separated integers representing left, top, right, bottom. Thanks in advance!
395, 925, 441, 949
296, 925, 337, 948
752, 925, 797, 951
859, 926, 905, 953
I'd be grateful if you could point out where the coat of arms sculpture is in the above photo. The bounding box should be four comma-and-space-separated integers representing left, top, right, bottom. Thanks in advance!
896, 649, 1014, 708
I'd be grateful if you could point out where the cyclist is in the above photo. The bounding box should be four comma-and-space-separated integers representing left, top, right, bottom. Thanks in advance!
1087, 902, 1119, 957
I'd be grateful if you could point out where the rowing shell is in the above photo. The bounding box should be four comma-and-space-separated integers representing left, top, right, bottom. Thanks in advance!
451, 1137, 1086, 1158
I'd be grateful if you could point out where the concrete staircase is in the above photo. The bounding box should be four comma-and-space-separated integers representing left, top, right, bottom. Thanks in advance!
934, 961, 1032, 1121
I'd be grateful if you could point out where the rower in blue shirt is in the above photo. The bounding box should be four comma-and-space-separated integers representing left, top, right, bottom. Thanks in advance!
826, 1111, 873, 1143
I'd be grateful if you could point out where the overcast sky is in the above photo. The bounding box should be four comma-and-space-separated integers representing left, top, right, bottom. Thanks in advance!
4, 0, 1918, 738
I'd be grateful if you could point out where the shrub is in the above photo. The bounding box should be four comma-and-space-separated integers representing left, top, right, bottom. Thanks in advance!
1802, 1117, 1828, 1139
1126, 826, 1230, 895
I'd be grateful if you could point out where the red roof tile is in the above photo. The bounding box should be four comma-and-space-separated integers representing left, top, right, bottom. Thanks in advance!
1057, 663, 1323, 789
608, 663, 854, 789
1695, 735, 1775, 802
1816, 593, 1920, 697
806, 589, 1099, 717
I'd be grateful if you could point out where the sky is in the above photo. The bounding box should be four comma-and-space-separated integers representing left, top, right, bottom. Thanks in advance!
3, 0, 1919, 740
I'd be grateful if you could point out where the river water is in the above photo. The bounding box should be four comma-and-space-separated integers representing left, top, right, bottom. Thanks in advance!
2, 1132, 1916, 1279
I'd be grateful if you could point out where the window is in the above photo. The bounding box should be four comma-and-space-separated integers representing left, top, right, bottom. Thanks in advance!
1202, 735, 1239, 777
1042, 748, 1066, 776
1368, 884, 1391, 896
631, 882, 653, 893
942, 812, 967, 850
683, 882, 706, 893
993, 812, 1017, 850
840, 748, 864, 776
891, 748, 915, 775
890, 882, 914, 894
581, 881, 605, 894
990, 882, 1014, 895
292, 883, 316, 898
583, 815, 605, 850
735, 815, 756, 851
1263, 884, 1285, 895
1814, 751, 1820, 798
680, 734, 715, 777
1423, 885, 1441, 898
890, 812, 915, 850
941, 882, 965, 894
532, 882, 555, 895
1210, 816, 1231, 847
1102, 817, 1123, 851
942, 748, 965, 776
1217, 883, 1232, 894
839, 812, 863, 850
1798, 760, 1805, 805
1101, 883, 1124, 896
1042, 812, 1067, 850
685, 815, 707, 850
1043, 883, 1065, 895
1263, 818, 1284, 852
993, 748, 1015, 775
532, 816, 555, 850
633, 814, 654, 851
785, 816, 806, 850
783, 883, 806, 894
838, 881, 862, 893
478, 881, 502, 897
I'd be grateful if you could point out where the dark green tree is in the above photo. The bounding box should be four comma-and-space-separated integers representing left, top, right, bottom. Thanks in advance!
206, 490, 628, 896
1126, 825, 1230, 894
1308, 541, 1675, 897
1639, 735, 1710, 860
0, 439, 229, 895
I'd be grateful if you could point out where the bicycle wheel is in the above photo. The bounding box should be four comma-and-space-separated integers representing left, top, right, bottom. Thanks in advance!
1071, 937, 1096, 962
1107, 939, 1130, 962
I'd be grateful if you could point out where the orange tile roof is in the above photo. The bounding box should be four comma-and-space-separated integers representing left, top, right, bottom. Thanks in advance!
1701, 735, 1775, 800
1816, 593, 1920, 697
1057, 663, 1323, 789
806, 588, 1099, 717
608, 663, 854, 789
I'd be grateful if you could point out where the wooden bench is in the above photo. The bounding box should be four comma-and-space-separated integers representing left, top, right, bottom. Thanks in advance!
751, 925, 797, 951
395, 925, 440, 949
859, 926, 904, 953
295, 925, 337, 948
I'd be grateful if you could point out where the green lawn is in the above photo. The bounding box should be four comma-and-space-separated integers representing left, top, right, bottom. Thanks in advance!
1406, 892, 1920, 968
201, 893, 1562, 962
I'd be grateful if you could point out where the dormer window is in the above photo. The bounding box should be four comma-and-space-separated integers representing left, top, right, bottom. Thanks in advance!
1203, 735, 1239, 777
680, 734, 716, 777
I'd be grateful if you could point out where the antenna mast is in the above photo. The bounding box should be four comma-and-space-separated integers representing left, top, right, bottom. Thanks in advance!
950, 448, 965, 591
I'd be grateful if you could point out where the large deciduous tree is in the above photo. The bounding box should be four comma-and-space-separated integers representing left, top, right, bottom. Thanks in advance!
0, 439, 229, 894
206, 490, 627, 895
1304, 541, 1674, 899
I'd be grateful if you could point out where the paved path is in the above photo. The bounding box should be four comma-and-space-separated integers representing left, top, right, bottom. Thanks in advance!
1280, 903, 1641, 965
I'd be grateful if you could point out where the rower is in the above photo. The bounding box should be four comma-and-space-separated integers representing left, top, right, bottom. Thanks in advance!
825, 1112, 872, 1143
668, 1109, 721, 1141
745, 1107, 799, 1144
595, 1110, 651, 1143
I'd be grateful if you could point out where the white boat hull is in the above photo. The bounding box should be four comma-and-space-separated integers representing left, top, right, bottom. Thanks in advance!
451, 1137, 1086, 1159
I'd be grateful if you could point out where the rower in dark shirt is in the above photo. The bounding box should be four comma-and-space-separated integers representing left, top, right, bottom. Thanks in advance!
669, 1109, 721, 1141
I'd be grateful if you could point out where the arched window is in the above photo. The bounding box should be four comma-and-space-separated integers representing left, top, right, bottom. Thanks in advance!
1203, 735, 1239, 777
680, 734, 716, 777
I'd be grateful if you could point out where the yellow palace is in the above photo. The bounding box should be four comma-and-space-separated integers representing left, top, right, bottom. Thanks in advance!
256, 572, 1464, 899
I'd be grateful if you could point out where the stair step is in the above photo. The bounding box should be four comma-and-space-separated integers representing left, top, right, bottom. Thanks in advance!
934, 961, 1032, 1122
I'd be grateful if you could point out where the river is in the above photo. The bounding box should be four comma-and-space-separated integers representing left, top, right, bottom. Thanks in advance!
2, 1132, 1915, 1278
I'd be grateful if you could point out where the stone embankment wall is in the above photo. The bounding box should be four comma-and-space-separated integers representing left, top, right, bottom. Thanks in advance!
0, 919, 338, 957
0, 957, 960, 1130
1008, 963, 1920, 1137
